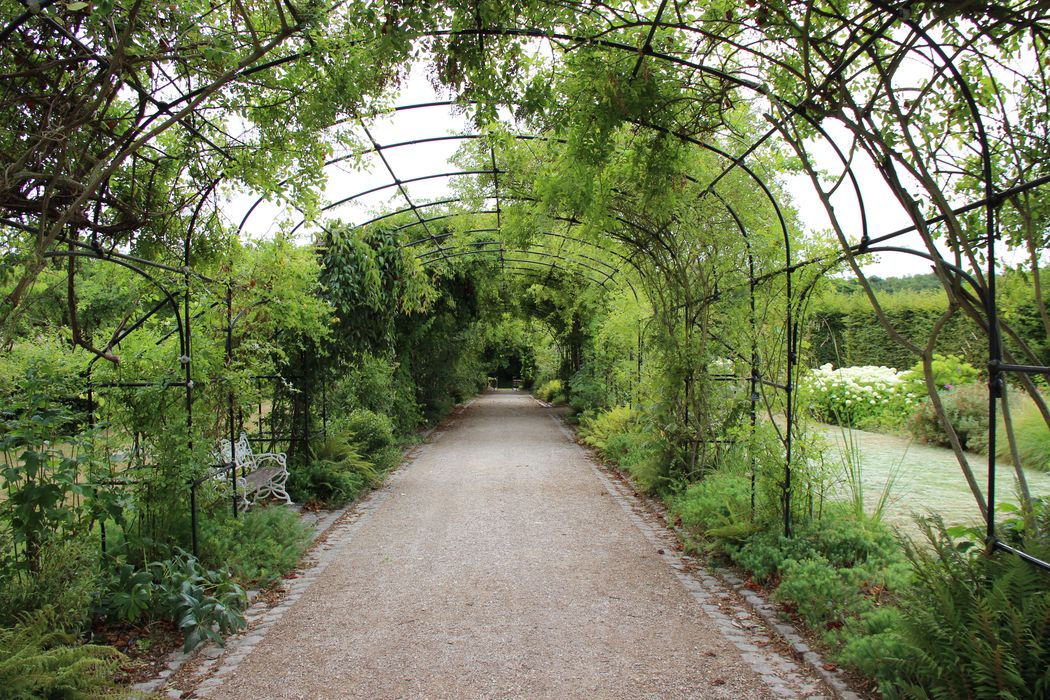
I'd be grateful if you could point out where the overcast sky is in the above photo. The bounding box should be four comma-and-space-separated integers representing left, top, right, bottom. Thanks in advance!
228, 64, 951, 280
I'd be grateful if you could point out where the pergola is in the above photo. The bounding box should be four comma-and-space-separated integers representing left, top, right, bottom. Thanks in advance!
3, 0, 1048, 566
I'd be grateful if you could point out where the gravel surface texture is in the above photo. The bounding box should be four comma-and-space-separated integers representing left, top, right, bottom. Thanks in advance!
194, 393, 831, 699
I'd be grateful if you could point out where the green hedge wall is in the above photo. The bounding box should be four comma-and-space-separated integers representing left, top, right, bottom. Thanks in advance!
807, 282, 1050, 371
807, 292, 985, 370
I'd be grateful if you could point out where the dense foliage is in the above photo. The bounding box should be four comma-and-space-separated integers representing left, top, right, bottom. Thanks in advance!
0, 609, 124, 699
3, 0, 1050, 695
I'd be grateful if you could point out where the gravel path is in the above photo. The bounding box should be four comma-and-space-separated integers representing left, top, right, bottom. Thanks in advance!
193, 393, 832, 699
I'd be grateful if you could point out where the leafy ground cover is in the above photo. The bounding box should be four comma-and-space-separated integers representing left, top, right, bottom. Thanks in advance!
579, 402, 1050, 698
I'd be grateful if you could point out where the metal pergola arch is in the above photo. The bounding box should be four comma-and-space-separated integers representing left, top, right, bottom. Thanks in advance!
419, 243, 617, 285
308, 20, 1041, 562
241, 31, 1050, 562
241, 101, 793, 325
7, 0, 1050, 569
235, 82, 971, 543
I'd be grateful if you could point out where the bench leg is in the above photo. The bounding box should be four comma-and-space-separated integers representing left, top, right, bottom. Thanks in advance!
270, 471, 293, 505
236, 477, 252, 512
246, 480, 293, 509
271, 481, 293, 506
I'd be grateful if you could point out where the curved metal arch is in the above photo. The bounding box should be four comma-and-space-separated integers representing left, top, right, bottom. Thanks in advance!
347, 198, 465, 231
228, 8, 1005, 283
276, 125, 794, 258
270, 122, 791, 310
229, 11, 1009, 293
43, 251, 187, 360
324, 192, 642, 275
311, 129, 791, 343
238, 59, 810, 312
501, 264, 609, 290
422, 248, 611, 289
251, 106, 801, 268
243, 15, 779, 234
239, 129, 541, 235
408, 220, 644, 300
397, 215, 499, 238
420, 244, 616, 286
767, 3, 1026, 559
402, 226, 500, 243
395, 21, 1009, 273
400, 211, 645, 282
416, 236, 620, 276
631, 121, 796, 537
426, 23, 895, 198
274, 106, 796, 277
419, 240, 643, 302
287, 169, 497, 237
429, 27, 766, 92
310, 194, 645, 293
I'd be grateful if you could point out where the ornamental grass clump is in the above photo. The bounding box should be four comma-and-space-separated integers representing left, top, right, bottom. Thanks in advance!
804, 363, 918, 430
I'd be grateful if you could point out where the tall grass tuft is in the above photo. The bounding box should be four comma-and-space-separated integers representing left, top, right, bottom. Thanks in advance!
834, 423, 905, 523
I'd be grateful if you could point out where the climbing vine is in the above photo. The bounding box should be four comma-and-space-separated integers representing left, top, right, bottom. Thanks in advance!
2, 0, 1050, 693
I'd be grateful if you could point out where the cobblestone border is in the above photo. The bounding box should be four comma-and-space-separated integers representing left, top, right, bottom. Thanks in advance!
188, 467, 413, 699
544, 406, 862, 700
137, 400, 476, 699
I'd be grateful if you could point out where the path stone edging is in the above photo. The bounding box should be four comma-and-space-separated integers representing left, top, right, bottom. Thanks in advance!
137, 401, 473, 699
144, 395, 859, 699
541, 402, 861, 700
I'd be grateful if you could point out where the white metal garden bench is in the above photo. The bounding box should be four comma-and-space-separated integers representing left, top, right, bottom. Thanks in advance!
214, 432, 292, 510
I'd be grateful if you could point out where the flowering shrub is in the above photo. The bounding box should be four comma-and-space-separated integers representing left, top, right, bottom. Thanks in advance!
898, 354, 984, 450
534, 378, 565, 404
803, 363, 919, 429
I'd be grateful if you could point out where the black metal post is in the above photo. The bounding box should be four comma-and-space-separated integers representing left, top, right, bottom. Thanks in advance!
749, 252, 758, 519
227, 284, 238, 518
784, 270, 794, 539
322, 368, 328, 438
985, 192, 1001, 548
88, 376, 107, 555
258, 377, 263, 440
635, 319, 642, 409
184, 262, 197, 548
190, 481, 199, 557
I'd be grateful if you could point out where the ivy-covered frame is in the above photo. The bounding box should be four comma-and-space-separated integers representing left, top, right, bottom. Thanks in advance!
3, 0, 1049, 569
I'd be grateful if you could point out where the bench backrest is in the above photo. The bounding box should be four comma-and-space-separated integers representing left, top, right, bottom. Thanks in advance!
216, 432, 255, 470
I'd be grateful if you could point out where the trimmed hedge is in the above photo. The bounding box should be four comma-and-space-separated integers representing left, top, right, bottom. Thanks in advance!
808, 292, 984, 370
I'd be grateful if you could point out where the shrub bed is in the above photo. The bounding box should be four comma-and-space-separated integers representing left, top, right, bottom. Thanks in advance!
578, 404, 667, 492
666, 462, 1050, 698
199, 506, 312, 588
534, 378, 566, 404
